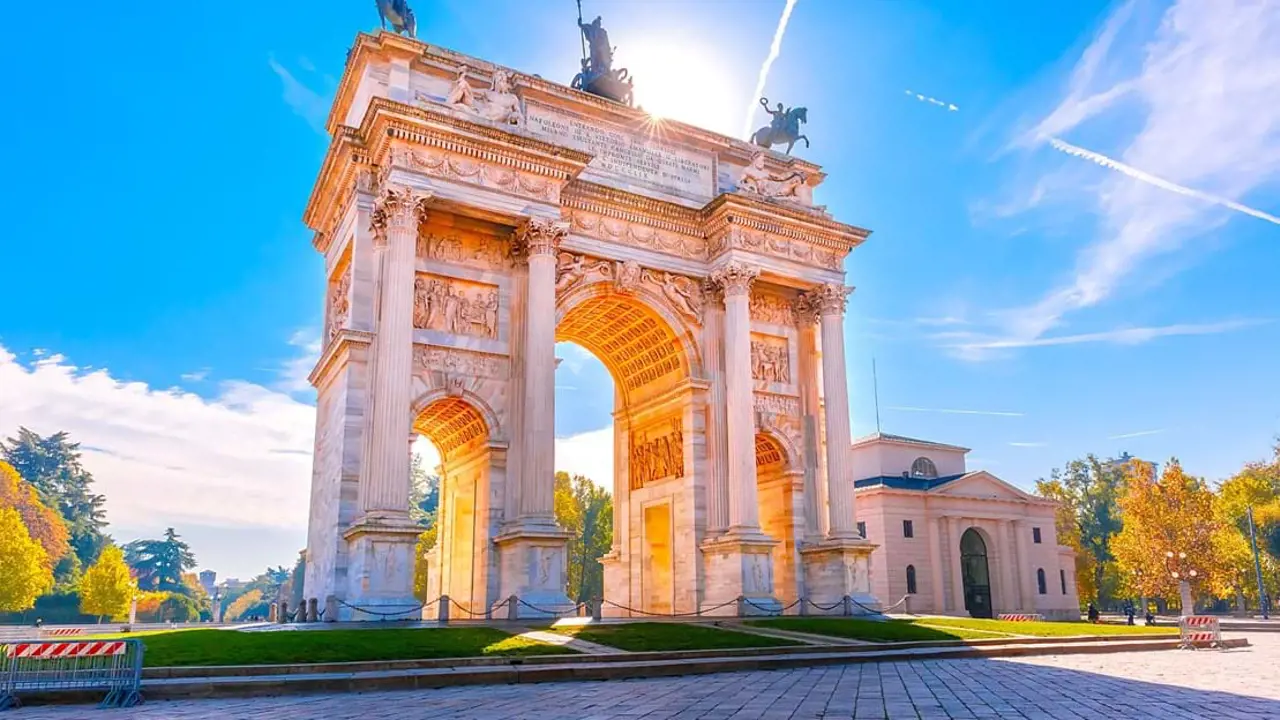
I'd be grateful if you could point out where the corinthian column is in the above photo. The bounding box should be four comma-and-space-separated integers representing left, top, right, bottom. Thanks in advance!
515, 217, 568, 525
711, 261, 763, 535
807, 283, 858, 538
358, 186, 429, 519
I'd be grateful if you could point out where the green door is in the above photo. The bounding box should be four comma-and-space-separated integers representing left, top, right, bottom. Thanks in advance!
960, 528, 993, 619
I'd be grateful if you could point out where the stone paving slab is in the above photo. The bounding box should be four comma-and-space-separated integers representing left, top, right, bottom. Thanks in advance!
7, 633, 1275, 718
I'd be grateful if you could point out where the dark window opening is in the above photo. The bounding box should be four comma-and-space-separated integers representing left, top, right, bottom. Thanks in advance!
856, 521, 867, 538
906, 565, 918, 594
1060, 568, 1067, 595
1032, 527, 1043, 544
1037, 568, 1047, 595
902, 520, 914, 538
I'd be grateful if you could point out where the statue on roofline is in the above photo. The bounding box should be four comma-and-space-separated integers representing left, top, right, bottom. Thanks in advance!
751, 97, 810, 155
375, 0, 416, 38
570, 6, 634, 107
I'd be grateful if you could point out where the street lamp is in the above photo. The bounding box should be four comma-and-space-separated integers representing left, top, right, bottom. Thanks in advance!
1164, 550, 1197, 617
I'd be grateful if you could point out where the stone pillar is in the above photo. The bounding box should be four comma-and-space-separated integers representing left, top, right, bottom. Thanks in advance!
928, 517, 945, 613
794, 301, 826, 538
809, 284, 856, 538
493, 218, 572, 616
702, 285, 730, 535
998, 520, 1016, 614
1013, 520, 1035, 612
341, 186, 431, 620
950, 517, 967, 614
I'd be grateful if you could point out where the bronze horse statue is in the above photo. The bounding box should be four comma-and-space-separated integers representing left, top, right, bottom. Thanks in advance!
751, 98, 810, 154
376, 0, 416, 38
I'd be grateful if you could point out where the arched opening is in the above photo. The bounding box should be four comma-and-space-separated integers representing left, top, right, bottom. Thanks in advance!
911, 457, 938, 479
1037, 568, 1047, 595
755, 432, 798, 603
960, 528, 993, 618
555, 288, 696, 615
906, 565, 918, 595
413, 396, 491, 616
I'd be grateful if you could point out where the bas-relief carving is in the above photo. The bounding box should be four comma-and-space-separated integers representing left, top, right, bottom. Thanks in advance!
412, 346, 508, 378
750, 337, 791, 384
754, 393, 800, 418
417, 233, 510, 269
413, 275, 499, 339
629, 419, 684, 490
738, 151, 811, 205
326, 264, 352, 340
442, 65, 524, 127
567, 211, 707, 261
554, 252, 704, 324
386, 146, 559, 203
749, 292, 795, 326
709, 230, 842, 271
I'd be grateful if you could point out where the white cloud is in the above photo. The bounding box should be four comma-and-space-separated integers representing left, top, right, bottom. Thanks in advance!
277, 329, 321, 394
0, 344, 315, 578
1108, 428, 1165, 440
268, 54, 330, 135
885, 406, 1024, 418
555, 426, 614, 490
1007, 442, 1047, 448
995, 0, 1280, 345
948, 319, 1267, 355
180, 369, 210, 382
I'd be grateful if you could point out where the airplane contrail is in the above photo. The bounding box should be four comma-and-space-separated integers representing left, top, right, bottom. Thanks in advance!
742, 0, 800, 140
1048, 137, 1280, 226
905, 89, 958, 112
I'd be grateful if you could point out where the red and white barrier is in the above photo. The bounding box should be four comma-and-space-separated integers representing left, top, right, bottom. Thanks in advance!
39, 628, 84, 638
1178, 615, 1222, 649
997, 614, 1043, 622
4, 641, 127, 659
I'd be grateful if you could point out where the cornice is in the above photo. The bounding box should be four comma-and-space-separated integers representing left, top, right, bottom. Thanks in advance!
702, 193, 871, 254
562, 181, 703, 237
309, 330, 374, 388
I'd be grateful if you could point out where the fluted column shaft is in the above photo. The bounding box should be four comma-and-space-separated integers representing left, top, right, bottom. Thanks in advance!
517, 219, 567, 523
703, 294, 730, 534
359, 187, 427, 517
795, 305, 826, 538
713, 262, 762, 533
811, 284, 857, 538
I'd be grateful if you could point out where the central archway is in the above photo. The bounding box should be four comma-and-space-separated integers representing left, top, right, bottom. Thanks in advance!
555, 281, 701, 615
960, 528, 993, 619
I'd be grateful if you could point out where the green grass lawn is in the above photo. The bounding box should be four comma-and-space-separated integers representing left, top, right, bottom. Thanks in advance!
552, 622, 800, 652
93, 627, 572, 667
916, 617, 1178, 637
748, 617, 998, 642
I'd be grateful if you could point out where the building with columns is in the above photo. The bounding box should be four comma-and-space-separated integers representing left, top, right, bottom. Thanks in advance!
852, 433, 1080, 620
301, 31, 880, 620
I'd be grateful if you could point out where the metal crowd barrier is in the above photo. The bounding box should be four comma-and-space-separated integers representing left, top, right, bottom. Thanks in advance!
0, 639, 143, 710
997, 613, 1044, 622
1178, 615, 1222, 650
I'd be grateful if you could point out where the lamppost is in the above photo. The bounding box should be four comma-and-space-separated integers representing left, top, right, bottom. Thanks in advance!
1164, 550, 1197, 617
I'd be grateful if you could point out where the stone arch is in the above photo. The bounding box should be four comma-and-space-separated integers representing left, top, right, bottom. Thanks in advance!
410, 388, 503, 453
754, 424, 801, 475
555, 280, 702, 405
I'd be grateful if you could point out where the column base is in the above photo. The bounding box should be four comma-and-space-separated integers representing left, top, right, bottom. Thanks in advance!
700, 532, 780, 616
599, 549, 628, 618
341, 515, 424, 622
493, 524, 574, 618
799, 538, 881, 616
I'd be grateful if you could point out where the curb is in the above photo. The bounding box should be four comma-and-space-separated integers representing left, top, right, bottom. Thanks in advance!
14, 637, 1246, 706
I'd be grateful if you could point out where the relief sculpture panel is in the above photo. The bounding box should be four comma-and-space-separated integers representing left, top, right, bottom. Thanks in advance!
326, 262, 352, 341
413, 274, 499, 339
629, 419, 685, 490
750, 335, 791, 384
555, 252, 703, 324
749, 292, 795, 326
417, 232, 510, 269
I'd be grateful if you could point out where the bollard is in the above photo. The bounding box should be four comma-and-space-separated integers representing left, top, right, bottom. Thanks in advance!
269, 603, 278, 623
799, 596, 809, 616
842, 595, 853, 616
307, 598, 318, 623
591, 596, 602, 621
279, 600, 289, 623
737, 595, 747, 617
438, 595, 450, 623
507, 594, 519, 621
324, 595, 338, 622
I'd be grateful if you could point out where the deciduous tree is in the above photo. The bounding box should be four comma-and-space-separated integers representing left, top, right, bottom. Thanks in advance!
412, 526, 438, 602
0, 507, 53, 612
224, 589, 266, 622
2, 428, 109, 565
1036, 454, 1126, 606
80, 545, 135, 621
0, 460, 70, 570
554, 471, 613, 603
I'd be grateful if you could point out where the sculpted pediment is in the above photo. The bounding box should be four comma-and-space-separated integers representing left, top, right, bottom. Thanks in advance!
930, 471, 1037, 502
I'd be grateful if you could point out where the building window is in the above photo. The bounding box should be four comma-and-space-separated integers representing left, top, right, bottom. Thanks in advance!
902, 520, 914, 538
1037, 568, 1047, 595
1032, 527, 1043, 544
906, 565, 918, 594
910, 457, 938, 479
1060, 568, 1067, 595
857, 521, 867, 538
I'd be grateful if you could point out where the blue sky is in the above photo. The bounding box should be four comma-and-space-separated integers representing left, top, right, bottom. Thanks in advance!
1, 0, 1277, 579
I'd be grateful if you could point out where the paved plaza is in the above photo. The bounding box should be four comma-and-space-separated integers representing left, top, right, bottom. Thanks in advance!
11, 634, 1280, 719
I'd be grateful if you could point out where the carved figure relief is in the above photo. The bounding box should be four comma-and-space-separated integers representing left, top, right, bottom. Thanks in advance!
478, 69, 523, 126
750, 338, 791, 384
413, 275, 499, 339
709, 229, 841, 271
412, 347, 507, 378
629, 419, 684, 490
749, 292, 795, 326
446, 64, 478, 108
386, 146, 560, 204
614, 260, 641, 293
738, 151, 809, 203
553, 252, 704, 324
754, 393, 800, 417
326, 263, 352, 340
417, 233, 510, 269
568, 211, 707, 261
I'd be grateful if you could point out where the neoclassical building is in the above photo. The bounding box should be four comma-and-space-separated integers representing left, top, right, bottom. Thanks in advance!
851, 433, 1080, 620
302, 31, 880, 620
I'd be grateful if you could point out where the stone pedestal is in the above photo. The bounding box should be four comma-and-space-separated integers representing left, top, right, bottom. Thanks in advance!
700, 534, 781, 616
493, 526, 574, 618
340, 519, 423, 621
800, 539, 880, 615
599, 550, 627, 617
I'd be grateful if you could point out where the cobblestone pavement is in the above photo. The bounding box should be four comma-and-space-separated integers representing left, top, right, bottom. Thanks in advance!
11, 634, 1279, 719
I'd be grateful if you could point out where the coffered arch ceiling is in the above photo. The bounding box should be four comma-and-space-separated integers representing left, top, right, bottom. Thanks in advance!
414, 397, 489, 461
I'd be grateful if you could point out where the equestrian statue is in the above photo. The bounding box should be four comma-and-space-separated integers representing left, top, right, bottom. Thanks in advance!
571, 12, 634, 107
751, 98, 809, 155
375, 0, 417, 38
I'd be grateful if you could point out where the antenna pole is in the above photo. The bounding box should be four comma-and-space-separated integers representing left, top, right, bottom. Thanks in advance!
873, 358, 882, 434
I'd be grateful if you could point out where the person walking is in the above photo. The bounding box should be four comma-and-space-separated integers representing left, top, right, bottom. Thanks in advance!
1124, 600, 1136, 626
1087, 602, 1100, 624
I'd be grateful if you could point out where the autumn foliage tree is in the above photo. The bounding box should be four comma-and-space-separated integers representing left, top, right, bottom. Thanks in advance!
1112, 459, 1225, 605
554, 471, 613, 603
80, 545, 135, 621
0, 507, 53, 612
0, 460, 70, 570
1035, 454, 1126, 606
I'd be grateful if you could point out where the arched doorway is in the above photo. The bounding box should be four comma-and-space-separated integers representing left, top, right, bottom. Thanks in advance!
960, 528, 993, 619
755, 432, 799, 604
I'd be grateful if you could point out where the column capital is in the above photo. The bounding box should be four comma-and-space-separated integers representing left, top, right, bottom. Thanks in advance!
793, 295, 821, 326
370, 186, 430, 246
710, 261, 759, 299
803, 283, 854, 317
513, 217, 568, 259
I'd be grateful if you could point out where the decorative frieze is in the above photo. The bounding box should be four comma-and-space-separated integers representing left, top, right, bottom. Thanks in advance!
386, 146, 559, 204
412, 346, 508, 378
753, 393, 800, 418
629, 419, 685, 490
416, 233, 510, 269
554, 252, 704, 324
326, 262, 352, 341
749, 292, 795, 326
567, 210, 707, 261
750, 336, 791, 384
709, 229, 842, 271
413, 275, 499, 339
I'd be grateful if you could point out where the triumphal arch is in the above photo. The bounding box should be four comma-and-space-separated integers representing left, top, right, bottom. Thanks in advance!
303, 30, 880, 619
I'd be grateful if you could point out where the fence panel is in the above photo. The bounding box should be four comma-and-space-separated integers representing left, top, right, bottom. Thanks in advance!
0, 639, 143, 710
1178, 615, 1222, 649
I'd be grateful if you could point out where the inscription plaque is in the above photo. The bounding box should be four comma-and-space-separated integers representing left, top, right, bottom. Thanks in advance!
526, 105, 714, 198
